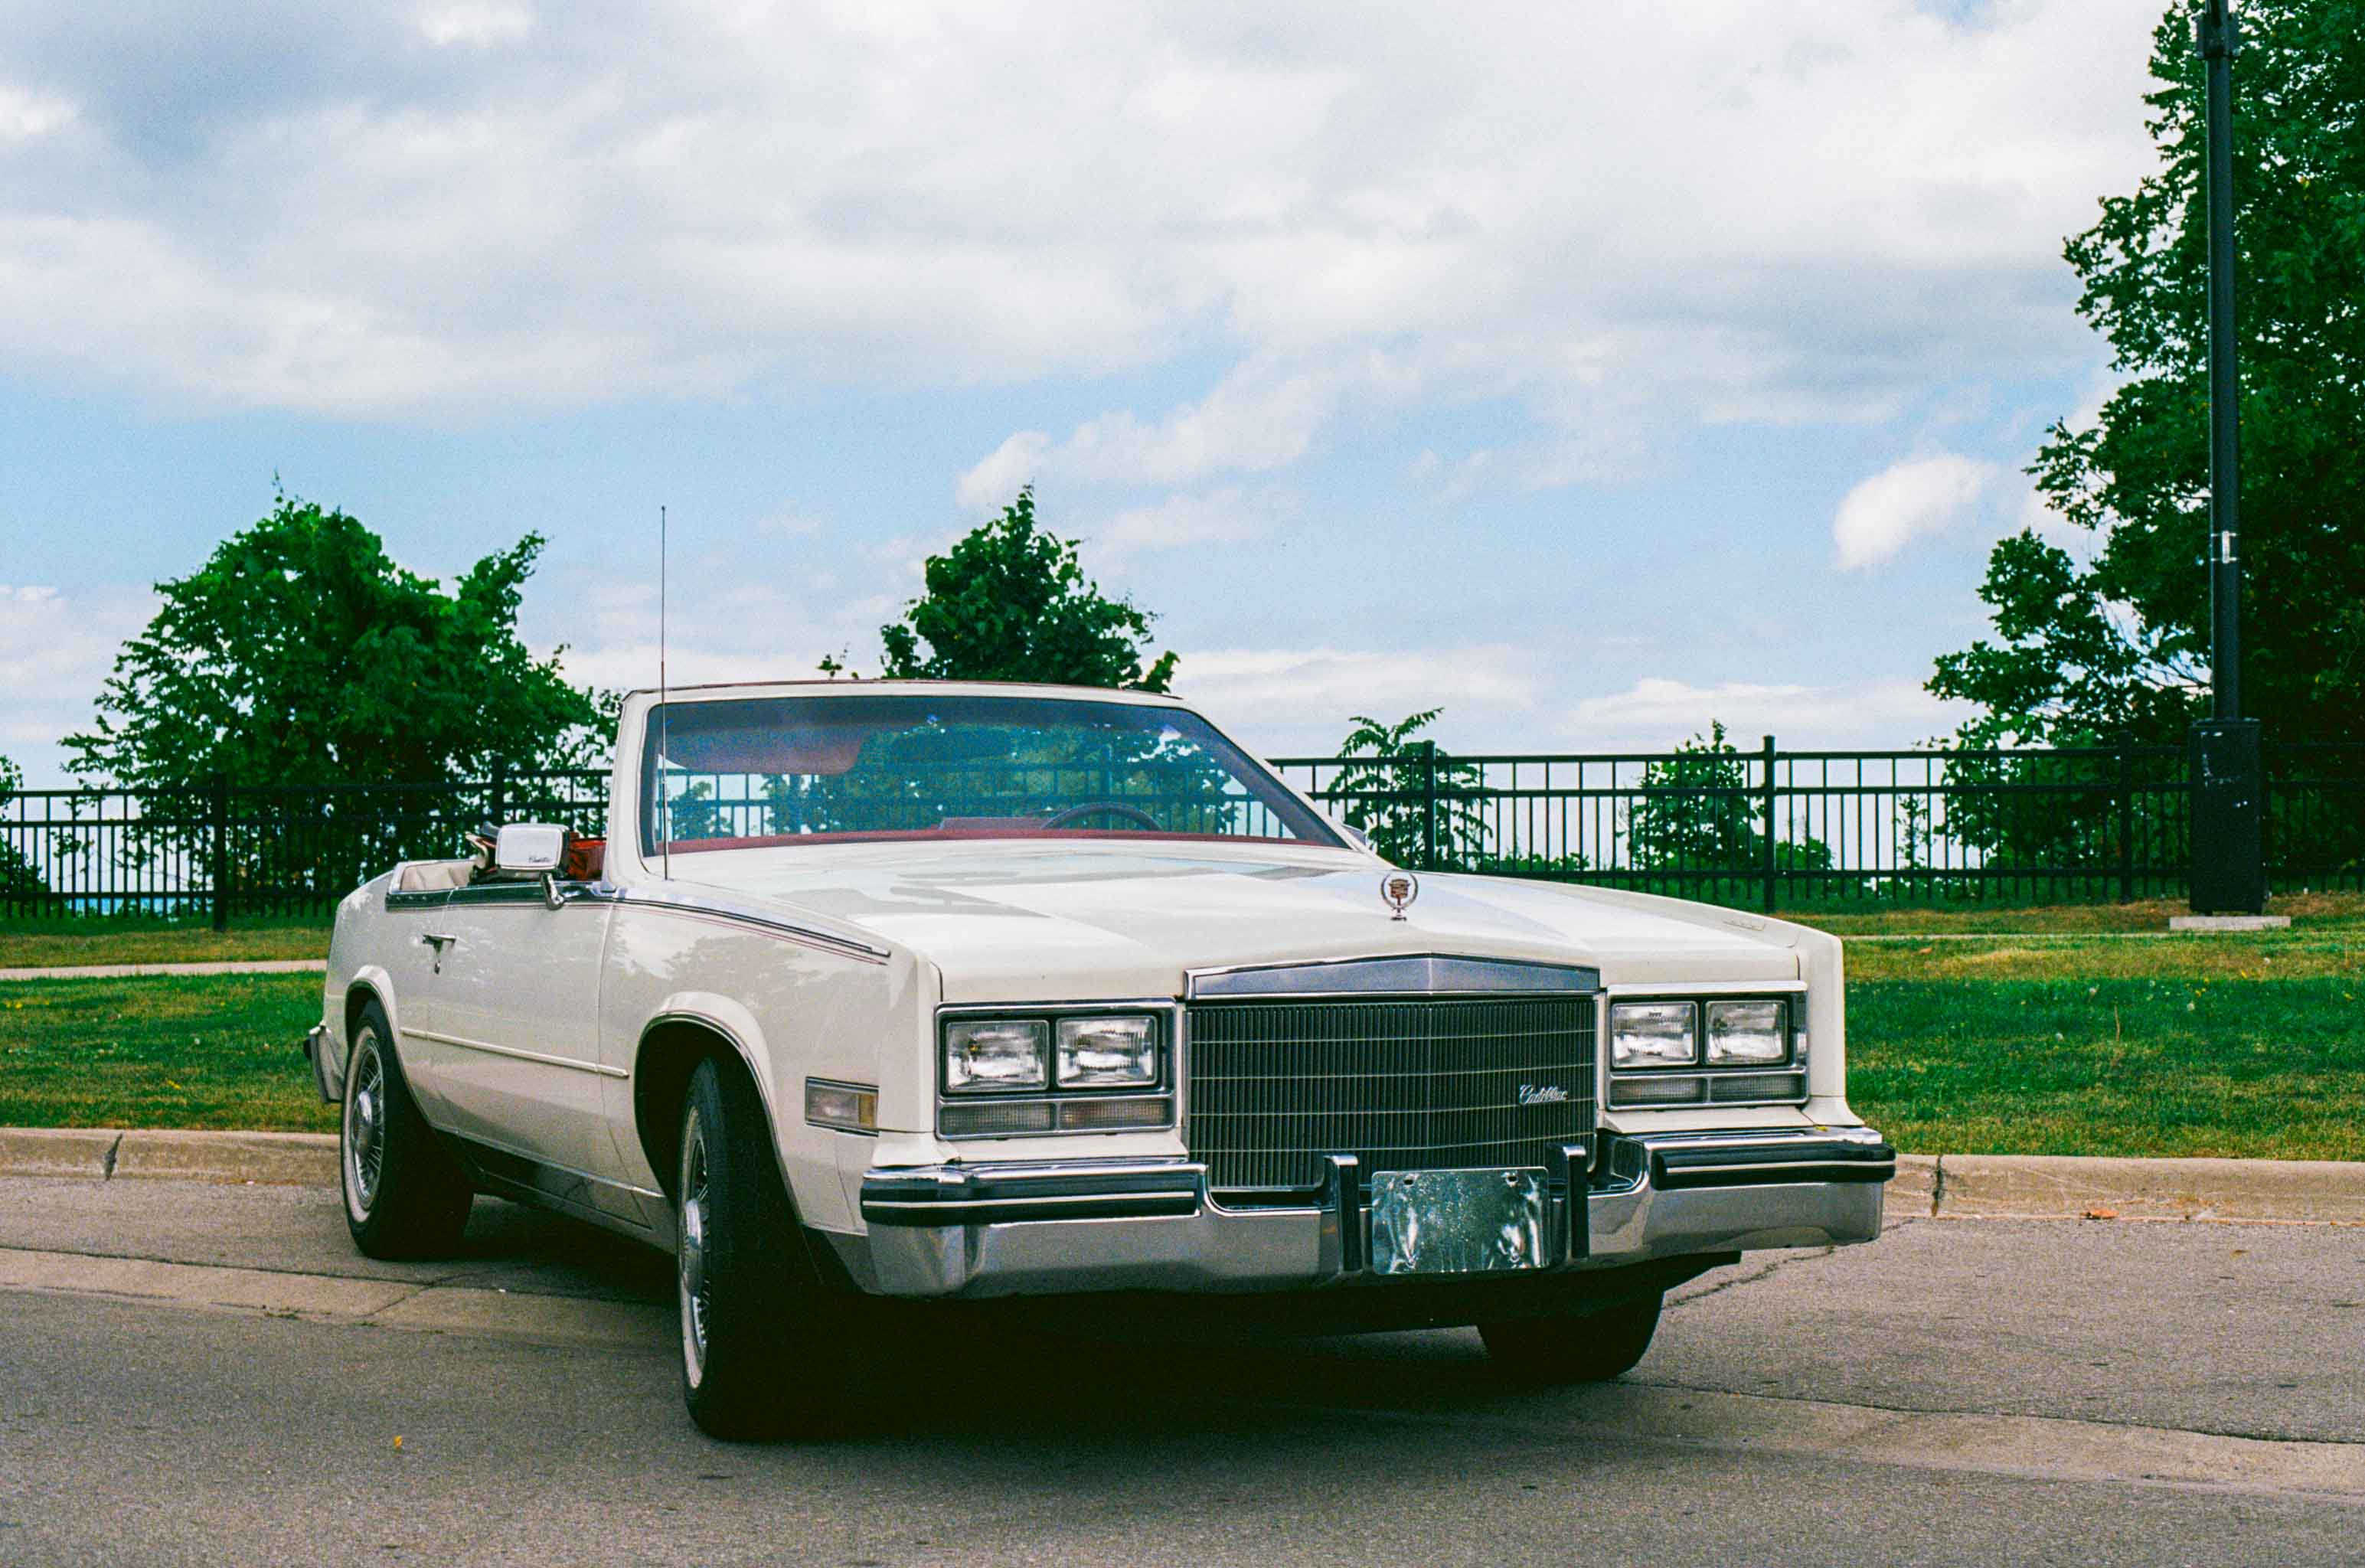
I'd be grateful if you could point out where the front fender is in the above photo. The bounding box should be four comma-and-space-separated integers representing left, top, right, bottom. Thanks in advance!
645, 991, 783, 1126
324, 962, 409, 1103
632, 990, 854, 1230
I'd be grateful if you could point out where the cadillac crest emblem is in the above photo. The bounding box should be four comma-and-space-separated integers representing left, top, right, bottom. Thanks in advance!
1380, 871, 1420, 921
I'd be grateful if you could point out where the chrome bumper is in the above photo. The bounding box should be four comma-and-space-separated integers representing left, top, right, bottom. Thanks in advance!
854, 1127, 1894, 1299
302, 1024, 339, 1105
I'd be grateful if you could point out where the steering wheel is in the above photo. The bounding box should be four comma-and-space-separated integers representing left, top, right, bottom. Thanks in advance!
1042, 800, 1164, 831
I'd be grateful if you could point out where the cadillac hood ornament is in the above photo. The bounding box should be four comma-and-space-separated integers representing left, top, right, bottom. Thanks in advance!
1380, 870, 1420, 920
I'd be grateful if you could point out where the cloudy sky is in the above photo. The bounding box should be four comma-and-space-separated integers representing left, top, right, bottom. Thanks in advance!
2, 0, 2169, 784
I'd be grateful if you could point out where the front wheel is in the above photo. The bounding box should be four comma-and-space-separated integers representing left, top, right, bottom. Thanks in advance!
1479, 1292, 1664, 1386
677, 1057, 869, 1440
340, 1001, 473, 1259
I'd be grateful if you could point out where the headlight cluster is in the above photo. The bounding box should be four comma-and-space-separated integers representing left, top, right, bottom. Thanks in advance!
1607, 997, 1805, 1109
940, 1011, 1171, 1137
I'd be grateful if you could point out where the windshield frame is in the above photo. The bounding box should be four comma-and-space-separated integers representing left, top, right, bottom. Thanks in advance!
633, 690, 1346, 858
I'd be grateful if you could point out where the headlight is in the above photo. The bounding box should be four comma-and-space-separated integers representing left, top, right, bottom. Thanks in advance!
1705, 1000, 1788, 1064
944, 1019, 1048, 1093
1610, 1001, 1697, 1068
1055, 1016, 1159, 1087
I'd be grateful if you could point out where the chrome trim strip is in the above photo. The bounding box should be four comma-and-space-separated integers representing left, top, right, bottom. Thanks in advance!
1188, 953, 1601, 1000
302, 1023, 337, 1104
1632, 1126, 1897, 1191
866, 1191, 1190, 1215
1318, 1154, 1364, 1276
860, 1158, 1205, 1227
1637, 1126, 1889, 1152
442, 1130, 669, 1208
598, 888, 890, 963
401, 1027, 630, 1079
1663, 1158, 1890, 1176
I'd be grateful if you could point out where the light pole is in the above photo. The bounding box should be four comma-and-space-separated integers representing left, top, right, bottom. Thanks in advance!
2187, 0, 2265, 915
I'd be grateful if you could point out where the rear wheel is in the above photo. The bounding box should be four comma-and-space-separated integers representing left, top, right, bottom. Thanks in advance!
340, 1001, 473, 1259
1479, 1292, 1664, 1385
677, 1057, 869, 1440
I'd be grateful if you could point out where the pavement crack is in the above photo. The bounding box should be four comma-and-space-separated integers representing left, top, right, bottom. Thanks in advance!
355, 1284, 433, 1321
1616, 1375, 2365, 1449
1671, 1246, 1831, 1307
1929, 1154, 1945, 1217
100, 1135, 122, 1181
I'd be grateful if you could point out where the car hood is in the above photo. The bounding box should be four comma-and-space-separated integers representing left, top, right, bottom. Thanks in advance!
663, 841, 1802, 1002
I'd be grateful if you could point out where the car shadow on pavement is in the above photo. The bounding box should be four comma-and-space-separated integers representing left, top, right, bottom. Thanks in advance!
443, 1196, 1585, 1432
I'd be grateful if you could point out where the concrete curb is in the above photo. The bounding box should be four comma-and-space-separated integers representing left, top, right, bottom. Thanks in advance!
1, 1129, 2358, 1220
1924, 1152, 2365, 1223
0, 1128, 338, 1187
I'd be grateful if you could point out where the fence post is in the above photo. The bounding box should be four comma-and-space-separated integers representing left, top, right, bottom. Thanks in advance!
209, 776, 230, 933
2116, 746, 2135, 903
1419, 740, 1439, 871
489, 760, 509, 831
1760, 735, 1778, 914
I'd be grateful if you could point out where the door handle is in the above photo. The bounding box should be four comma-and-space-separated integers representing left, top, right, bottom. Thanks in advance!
419, 931, 458, 972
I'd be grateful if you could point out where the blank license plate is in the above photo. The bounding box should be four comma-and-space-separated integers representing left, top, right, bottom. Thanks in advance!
1369, 1168, 1547, 1276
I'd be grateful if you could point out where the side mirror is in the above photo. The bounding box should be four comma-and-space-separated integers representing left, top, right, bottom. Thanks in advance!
494, 823, 572, 907
494, 822, 570, 874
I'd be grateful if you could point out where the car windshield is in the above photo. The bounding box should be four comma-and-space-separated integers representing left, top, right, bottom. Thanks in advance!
637, 692, 1341, 854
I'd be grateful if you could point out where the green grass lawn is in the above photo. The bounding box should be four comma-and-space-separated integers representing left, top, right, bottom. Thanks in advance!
0, 927, 2357, 1159
5, 890, 2359, 967
0, 973, 334, 1133
1848, 974, 2363, 1162
0, 917, 333, 969
1788, 889, 2365, 936
1838, 924, 2363, 1161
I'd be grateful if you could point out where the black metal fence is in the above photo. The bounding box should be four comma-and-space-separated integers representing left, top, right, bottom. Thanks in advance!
1271, 740, 2365, 908
4, 742, 2360, 923
0, 769, 609, 926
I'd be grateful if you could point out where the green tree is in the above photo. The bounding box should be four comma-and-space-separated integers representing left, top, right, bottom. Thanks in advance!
63, 494, 608, 902
1627, 723, 1760, 874
1931, 0, 2365, 749
65, 493, 606, 789
1328, 710, 1491, 869
874, 488, 1179, 691
1626, 724, 1841, 894
0, 753, 50, 905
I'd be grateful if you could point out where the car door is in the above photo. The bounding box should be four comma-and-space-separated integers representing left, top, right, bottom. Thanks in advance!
409, 876, 616, 1195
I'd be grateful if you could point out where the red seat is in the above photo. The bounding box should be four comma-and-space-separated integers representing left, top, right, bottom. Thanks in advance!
566, 837, 606, 881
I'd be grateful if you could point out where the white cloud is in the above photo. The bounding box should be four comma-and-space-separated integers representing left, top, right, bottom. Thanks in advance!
1087, 485, 1292, 567
417, 3, 534, 48
1178, 644, 1541, 753
1563, 675, 1968, 752
0, 0, 2160, 436
1832, 452, 2001, 571
0, 84, 75, 142
0, 583, 155, 786
957, 359, 1366, 507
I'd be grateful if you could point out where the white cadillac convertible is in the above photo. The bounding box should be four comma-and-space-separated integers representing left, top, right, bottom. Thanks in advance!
305, 680, 1893, 1437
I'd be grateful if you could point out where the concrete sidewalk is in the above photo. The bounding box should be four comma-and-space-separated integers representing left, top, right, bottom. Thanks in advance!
0, 957, 328, 981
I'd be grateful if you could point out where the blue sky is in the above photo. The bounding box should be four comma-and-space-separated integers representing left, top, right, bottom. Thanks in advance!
1, 0, 2169, 786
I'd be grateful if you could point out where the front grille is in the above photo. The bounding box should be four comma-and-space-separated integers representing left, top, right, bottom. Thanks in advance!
1185, 996, 1597, 1196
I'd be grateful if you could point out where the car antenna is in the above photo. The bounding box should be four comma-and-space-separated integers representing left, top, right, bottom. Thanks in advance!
659, 503, 671, 882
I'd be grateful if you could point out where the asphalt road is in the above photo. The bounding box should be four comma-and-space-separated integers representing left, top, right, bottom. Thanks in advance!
2, 1178, 2361, 1567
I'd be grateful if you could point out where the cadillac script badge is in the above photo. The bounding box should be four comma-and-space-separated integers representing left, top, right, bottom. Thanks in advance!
1380, 871, 1419, 920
